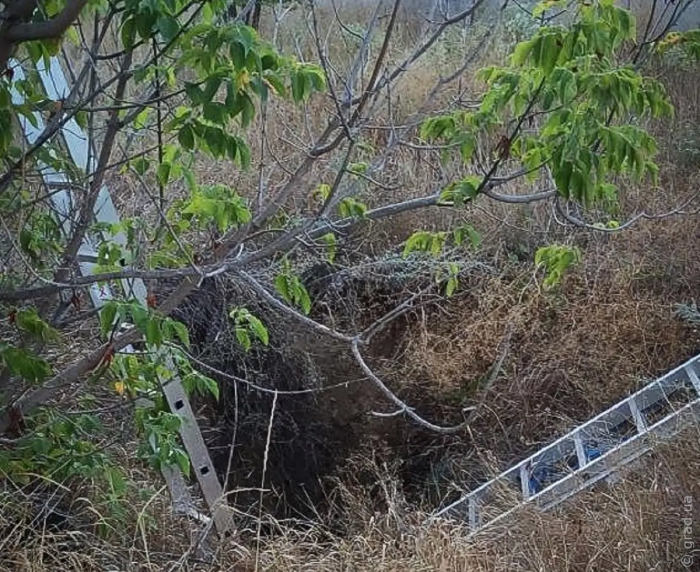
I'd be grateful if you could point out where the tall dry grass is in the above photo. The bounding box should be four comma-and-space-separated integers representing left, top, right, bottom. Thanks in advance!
2, 425, 698, 571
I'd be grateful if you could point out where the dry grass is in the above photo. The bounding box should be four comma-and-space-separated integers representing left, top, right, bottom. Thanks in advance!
2, 425, 698, 571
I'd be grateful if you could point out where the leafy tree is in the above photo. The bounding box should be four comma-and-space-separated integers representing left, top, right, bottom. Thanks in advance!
0, 0, 696, 510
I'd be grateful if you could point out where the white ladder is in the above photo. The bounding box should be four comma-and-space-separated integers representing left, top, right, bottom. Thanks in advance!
433, 354, 700, 532
10, 56, 231, 535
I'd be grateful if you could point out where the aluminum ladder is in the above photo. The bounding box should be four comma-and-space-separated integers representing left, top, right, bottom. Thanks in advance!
432, 354, 700, 533
9, 56, 232, 535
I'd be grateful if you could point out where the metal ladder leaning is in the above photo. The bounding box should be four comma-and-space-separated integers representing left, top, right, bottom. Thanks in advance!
432, 354, 700, 533
10, 56, 232, 535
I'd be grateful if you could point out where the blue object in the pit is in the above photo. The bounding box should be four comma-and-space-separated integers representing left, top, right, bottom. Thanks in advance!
528, 463, 562, 495
584, 444, 603, 462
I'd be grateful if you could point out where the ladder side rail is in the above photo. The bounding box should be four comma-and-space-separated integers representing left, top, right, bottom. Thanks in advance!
11, 58, 230, 535
433, 353, 700, 521
534, 396, 700, 510
33, 60, 146, 305
35, 58, 94, 173
435, 398, 634, 518
9, 66, 78, 238
462, 397, 700, 534
11, 68, 197, 507
43, 54, 230, 532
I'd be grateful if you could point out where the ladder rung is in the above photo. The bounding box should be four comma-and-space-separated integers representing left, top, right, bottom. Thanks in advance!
519, 464, 530, 500
686, 365, 700, 395
573, 433, 588, 469
468, 496, 478, 529
627, 397, 647, 433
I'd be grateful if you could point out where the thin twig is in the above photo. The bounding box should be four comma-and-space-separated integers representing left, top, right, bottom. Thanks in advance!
351, 340, 467, 434
254, 389, 277, 572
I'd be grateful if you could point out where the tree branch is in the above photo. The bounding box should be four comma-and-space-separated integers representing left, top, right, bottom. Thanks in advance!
7, 0, 88, 42
0, 0, 89, 69
239, 271, 468, 434
351, 340, 467, 434
552, 192, 700, 232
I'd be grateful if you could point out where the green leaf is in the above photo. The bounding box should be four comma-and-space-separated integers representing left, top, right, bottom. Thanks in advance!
338, 197, 367, 219
157, 15, 180, 42
173, 447, 190, 476
121, 17, 137, 49
235, 327, 251, 351
298, 285, 312, 315
453, 224, 481, 249
307, 67, 326, 91
445, 277, 458, 297
1, 347, 52, 383
170, 321, 190, 348
184, 83, 204, 106
348, 162, 368, 175
236, 138, 251, 168
441, 175, 482, 207
133, 108, 150, 130
403, 231, 433, 257
291, 71, 304, 102
203, 126, 226, 157
100, 301, 118, 337
178, 124, 195, 150
274, 274, 291, 303
134, 12, 156, 40
132, 157, 150, 176
247, 314, 269, 346
203, 102, 227, 125
511, 38, 534, 66
273, 270, 312, 315
131, 304, 149, 332
229, 40, 246, 69
202, 375, 219, 401
202, 77, 222, 101
264, 73, 286, 97
15, 307, 58, 341
75, 110, 89, 130
539, 33, 559, 76
321, 232, 337, 263
420, 115, 456, 141
312, 183, 331, 202
145, 319, 163, 347
535, 244, 581, 289
157, 162, 171, 187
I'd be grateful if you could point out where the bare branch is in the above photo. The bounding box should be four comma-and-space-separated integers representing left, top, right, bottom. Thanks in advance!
56, 51, 134, 284
240, 270, 469, 434
483, 187, 557, 204
351, 340, 467, 434
463, 323, 513, 424
553, 193, 700, 232
179, 345, 365, 396
0, 326, 141, 434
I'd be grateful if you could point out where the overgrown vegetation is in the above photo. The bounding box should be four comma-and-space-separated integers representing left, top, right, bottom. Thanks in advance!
1, 0, 700, 569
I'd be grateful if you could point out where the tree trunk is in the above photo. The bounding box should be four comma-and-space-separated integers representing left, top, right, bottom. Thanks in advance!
251, 0, 262, 30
